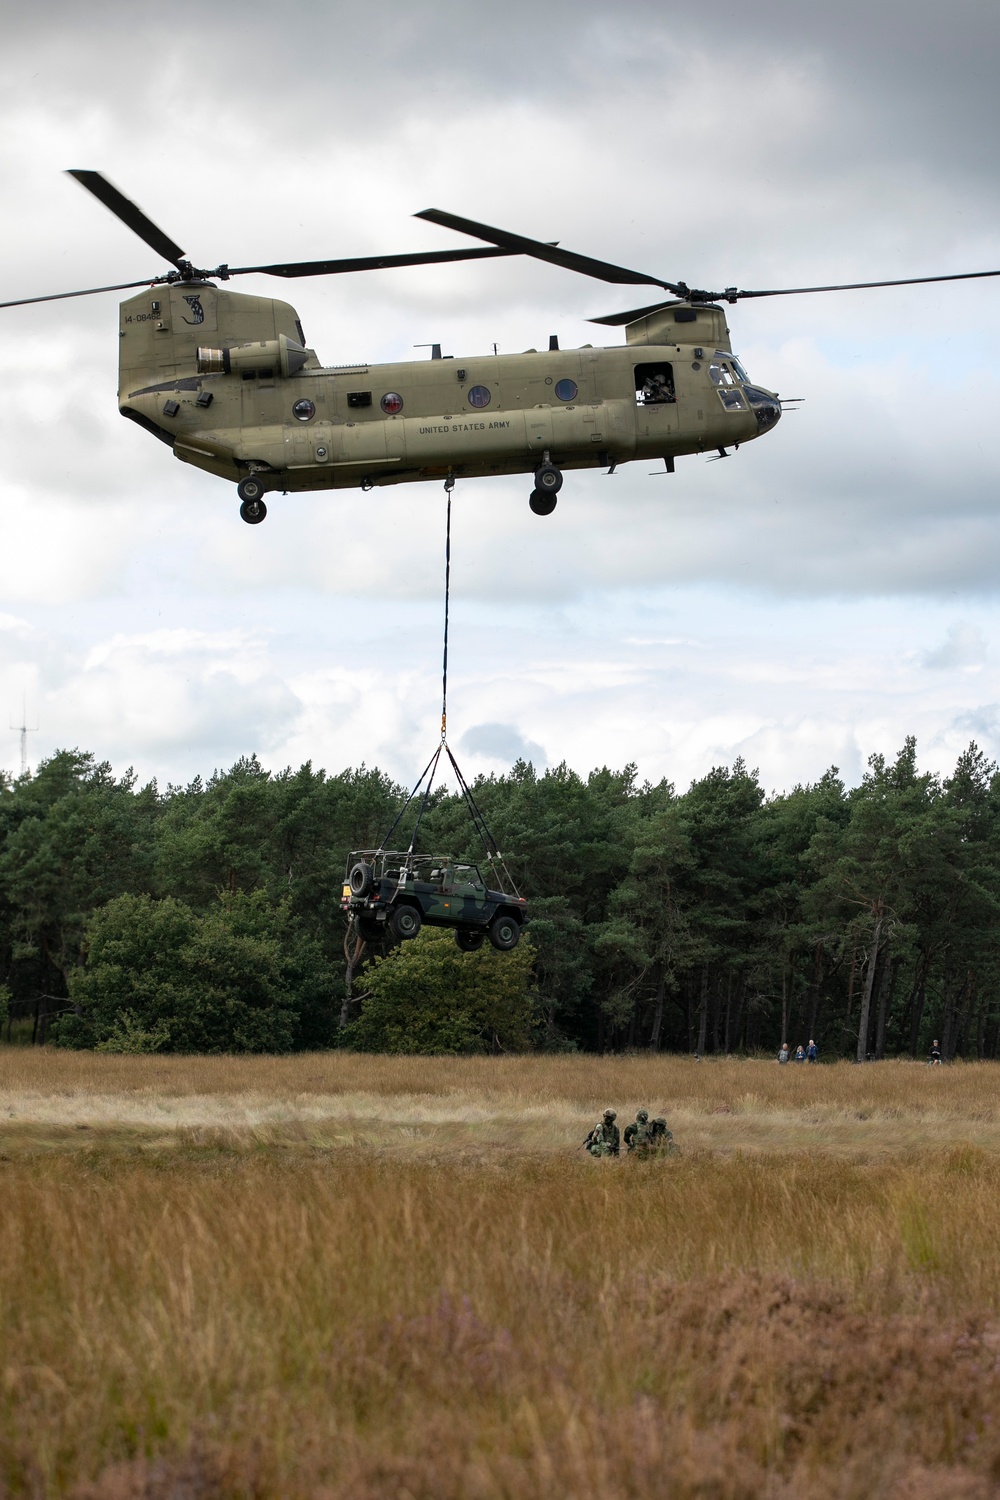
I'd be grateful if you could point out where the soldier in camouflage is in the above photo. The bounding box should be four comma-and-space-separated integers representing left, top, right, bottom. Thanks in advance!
624, 1107, 652, 1155
625, 1107, 675, 1158
584, 1108, 620, 1157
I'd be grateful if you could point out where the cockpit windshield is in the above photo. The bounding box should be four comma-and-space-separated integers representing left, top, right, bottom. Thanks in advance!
712, 354, 752, 385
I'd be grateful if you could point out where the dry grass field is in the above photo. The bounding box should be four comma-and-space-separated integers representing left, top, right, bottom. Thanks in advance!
3, 1052, 1000, 1499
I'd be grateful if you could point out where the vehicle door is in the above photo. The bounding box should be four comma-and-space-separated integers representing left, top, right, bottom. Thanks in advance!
451, 864, 488, 924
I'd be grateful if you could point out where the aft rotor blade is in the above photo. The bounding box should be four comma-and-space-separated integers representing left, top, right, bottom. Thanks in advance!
66, 170, 188, 269
0, 277, 162, 310
416, 208, 679, 290
730, 268, 1000, 299
227, 245, 517, 278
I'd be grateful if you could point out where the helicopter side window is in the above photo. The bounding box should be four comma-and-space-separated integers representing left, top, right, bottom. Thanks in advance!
634, 362, 675, 405
709, 362, 736, 386
718, 387, 747, 411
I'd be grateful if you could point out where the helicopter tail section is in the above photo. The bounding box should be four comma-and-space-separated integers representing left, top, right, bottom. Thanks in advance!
118, 283, 306, 395
117, 283, 312, 478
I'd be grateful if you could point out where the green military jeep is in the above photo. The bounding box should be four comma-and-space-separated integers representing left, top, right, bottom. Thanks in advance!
341, 850, 527, 951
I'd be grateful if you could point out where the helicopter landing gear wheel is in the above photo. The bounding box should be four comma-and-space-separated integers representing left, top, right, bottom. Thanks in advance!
529, 489, 557, 516
238, 476, 268, 523
237, 475, 266, 503
534, 462, 563, 496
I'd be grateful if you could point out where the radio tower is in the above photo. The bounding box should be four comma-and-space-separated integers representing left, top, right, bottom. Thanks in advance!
10, 696, 37, 777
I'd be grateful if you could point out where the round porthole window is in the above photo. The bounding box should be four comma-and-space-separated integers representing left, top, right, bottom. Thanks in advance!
555, 378, 578, 402
381, 392, 403, 414
468, 385, 491, 409
292, 398, 316, 422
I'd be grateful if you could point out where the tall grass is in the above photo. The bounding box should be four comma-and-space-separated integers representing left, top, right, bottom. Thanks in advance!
2, 1048, 998, 1118
2, 1056, 1000, 1496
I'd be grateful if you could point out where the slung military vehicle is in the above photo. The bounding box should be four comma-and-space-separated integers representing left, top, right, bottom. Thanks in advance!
6, 173, 1000, 523
342, 851, 527, 952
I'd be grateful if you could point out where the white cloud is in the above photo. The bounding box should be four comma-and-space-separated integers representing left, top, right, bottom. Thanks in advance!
2, 1, 1000, 792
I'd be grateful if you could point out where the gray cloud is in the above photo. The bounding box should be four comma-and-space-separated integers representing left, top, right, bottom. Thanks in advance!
3, 1, 1000, 791
458, 721, 546, 768
922, 623, 989, 670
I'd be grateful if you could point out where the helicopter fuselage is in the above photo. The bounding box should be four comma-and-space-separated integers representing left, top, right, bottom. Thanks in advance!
117, 283, 780, 499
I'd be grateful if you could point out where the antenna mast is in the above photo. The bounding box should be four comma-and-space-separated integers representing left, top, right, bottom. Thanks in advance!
9, 696, 37, 777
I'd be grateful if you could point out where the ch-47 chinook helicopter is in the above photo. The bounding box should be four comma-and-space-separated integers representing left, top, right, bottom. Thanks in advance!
7, 171, 1000, 524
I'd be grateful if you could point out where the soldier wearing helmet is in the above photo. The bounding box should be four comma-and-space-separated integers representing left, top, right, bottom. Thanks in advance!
624, 1107, 651, 1154
626, 1107, 675, 1158
584, 1108, 620, 1157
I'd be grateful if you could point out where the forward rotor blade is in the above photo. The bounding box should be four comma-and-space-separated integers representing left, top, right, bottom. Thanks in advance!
589, 266, 1000, 323
0, 277, 161, 310
66, 170, 188, 269
730, 268, 1000, 299
416, 208, 678, 290
228, 245, 517, 278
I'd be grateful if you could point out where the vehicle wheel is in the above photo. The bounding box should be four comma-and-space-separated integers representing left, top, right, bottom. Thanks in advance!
534, 463, 563, 495
349, 862, 374, 897
454, 929, 486, 952
529, 489, 557, 516
389, 904, 422, 941
238, 476, 266, 503
488, 913, 521, 951
239, 497, 267, 524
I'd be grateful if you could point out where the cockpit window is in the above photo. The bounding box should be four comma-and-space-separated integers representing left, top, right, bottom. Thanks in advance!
709, 361, 736, 387
718, 387, 747, 412
729, 357, 751, 383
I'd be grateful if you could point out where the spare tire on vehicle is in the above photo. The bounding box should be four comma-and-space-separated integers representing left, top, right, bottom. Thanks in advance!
349, 862, 374, 896
488, 913, 521, 951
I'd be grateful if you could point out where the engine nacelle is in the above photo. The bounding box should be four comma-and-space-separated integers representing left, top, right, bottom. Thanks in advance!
197, 334, 308, 379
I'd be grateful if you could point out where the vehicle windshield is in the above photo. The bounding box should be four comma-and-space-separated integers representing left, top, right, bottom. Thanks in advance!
709, 361, 736, 387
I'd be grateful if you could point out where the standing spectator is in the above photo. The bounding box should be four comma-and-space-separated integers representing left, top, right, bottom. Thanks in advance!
794, 1045, 806, 1063
929, 1040, 943, 1066
807, 1039, 819, 1064
778, 1043, 790, 1064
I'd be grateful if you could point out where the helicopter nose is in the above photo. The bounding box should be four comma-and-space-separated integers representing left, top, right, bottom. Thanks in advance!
744, 386, 781, 432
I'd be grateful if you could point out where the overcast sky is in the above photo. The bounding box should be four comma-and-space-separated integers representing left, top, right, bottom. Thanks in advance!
2, 0, 1000, 795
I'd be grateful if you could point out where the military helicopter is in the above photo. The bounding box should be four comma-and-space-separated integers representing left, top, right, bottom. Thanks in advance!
6, 172, 1000, 524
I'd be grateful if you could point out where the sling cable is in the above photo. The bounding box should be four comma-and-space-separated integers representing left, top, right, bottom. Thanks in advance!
342, 478, 525, 970
378, 479, 519, 893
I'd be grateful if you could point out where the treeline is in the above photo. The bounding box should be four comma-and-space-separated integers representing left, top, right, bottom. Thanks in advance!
1, 737, 999, 1057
